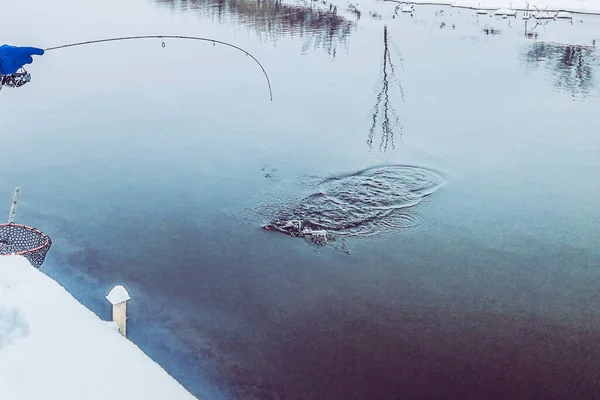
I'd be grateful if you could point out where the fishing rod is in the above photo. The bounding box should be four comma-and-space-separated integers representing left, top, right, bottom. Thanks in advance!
2, 35, 273, 100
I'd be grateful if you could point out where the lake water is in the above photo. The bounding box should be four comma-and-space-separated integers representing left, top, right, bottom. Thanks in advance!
1, 0, 600, 399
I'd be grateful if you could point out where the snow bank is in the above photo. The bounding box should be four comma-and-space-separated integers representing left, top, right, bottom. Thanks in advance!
0, 255, 197, 400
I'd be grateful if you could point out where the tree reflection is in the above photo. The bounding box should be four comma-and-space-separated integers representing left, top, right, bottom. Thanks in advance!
524, 41, 598, 97
154, 0, 355, 57
368, 25, 404, 152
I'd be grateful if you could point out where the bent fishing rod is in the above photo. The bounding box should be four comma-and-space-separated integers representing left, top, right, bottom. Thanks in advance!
3, 35, 273, 100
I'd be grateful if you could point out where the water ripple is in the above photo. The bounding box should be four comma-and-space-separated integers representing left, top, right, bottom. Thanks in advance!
263, 165, 444, 244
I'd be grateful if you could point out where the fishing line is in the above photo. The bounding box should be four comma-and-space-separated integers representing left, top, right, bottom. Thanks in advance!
40, 35, 273, 100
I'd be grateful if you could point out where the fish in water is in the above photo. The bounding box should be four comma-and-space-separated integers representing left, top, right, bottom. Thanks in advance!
263, 165, 444, 244
264, 219, 335, 245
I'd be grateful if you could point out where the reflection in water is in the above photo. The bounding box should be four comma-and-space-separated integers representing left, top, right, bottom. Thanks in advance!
368, 25, 404, 152
524, 41, 598, 97
523, 18, 548, 39
154, 0, 355, 56
483, 27, 501, 36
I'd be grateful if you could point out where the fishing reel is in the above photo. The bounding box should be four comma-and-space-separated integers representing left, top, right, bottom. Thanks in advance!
0, 68, 31, 89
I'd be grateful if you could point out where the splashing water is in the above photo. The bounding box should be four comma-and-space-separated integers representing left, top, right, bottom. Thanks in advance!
263, 165, 444, 244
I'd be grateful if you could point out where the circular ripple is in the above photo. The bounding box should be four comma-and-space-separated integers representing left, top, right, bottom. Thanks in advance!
264, 165, 444, 243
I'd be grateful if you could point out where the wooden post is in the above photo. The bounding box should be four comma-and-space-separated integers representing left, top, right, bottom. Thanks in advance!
106, 285, 131, 337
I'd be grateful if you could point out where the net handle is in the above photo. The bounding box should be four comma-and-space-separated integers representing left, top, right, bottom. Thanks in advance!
8, 187, 20, 223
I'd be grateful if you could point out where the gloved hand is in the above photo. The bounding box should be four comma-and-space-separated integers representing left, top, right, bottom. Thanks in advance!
0, 45, 44, 75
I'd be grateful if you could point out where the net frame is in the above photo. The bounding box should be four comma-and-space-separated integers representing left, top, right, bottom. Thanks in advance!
0, 223, 52, 268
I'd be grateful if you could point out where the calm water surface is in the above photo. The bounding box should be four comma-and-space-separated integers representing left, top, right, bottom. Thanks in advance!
1, 0, 600, 399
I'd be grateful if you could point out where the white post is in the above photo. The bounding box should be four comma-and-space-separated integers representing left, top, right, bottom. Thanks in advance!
8, 187, 20, 223
106, 285, 131, 337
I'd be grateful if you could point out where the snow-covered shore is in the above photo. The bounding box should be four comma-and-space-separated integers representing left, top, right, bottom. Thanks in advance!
395, 0, 600, 14
0, 255, 197, 400
310, 0, 600, 15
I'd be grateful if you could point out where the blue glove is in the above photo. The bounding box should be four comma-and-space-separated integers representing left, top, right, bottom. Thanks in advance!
0, 45, 44, 75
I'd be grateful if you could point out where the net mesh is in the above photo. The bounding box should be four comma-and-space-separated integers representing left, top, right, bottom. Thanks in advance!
0, 223, 52, 268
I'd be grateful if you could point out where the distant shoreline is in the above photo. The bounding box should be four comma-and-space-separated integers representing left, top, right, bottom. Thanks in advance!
383, 1, 600, 15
